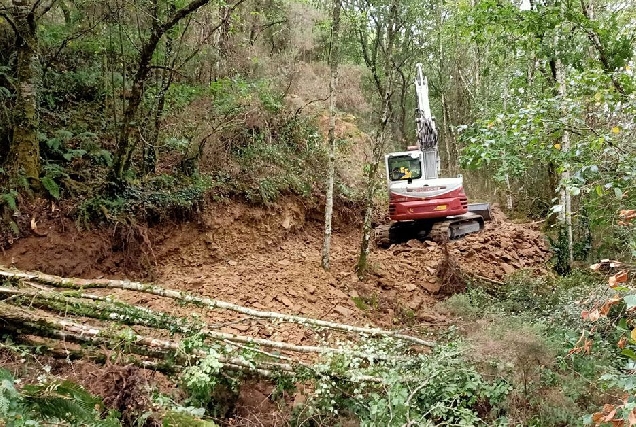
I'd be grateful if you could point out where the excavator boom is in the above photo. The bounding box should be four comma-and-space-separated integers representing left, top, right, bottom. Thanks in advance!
415, 63, 439, 180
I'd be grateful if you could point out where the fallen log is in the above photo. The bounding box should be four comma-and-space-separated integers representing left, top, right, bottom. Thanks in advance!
0, 286, 406, 361
0, 267, 435, 347
0, 301, 394, 383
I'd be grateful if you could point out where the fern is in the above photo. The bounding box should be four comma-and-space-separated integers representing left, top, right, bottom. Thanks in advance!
0, 369, 121, 427
40, 176, 60, 199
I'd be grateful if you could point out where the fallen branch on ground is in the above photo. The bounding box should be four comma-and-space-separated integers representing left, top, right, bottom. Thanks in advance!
0, 286, 406, 361
0, 266, 435, 347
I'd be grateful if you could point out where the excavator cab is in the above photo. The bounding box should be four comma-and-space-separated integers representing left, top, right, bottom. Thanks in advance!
388, 152, 422, 181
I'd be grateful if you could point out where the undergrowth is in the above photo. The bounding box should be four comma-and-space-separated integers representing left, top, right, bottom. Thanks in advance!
0, 368, 121, 427
441, 269, 622, 426
3, 268, 625, 426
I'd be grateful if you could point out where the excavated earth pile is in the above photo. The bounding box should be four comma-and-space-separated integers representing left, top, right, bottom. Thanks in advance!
369, 205, 551, 294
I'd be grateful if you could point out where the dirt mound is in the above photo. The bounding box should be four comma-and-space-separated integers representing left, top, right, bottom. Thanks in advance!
368, 205, 551, 296
453, 206, 551, 281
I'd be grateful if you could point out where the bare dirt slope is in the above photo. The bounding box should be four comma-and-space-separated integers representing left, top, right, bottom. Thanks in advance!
2, 199, 550, 332
0, 199, 552, 425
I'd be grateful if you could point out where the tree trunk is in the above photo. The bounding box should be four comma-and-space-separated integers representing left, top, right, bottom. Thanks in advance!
111, 31, 160, 183
356, 0, 398, 277
110, 0, 216, 185
555, 18, 573, 266
144, 19, 175, 176
321, 0, 341, 270
356, 156, 381, 276
9, 0, 41, 187
440, 92, 454, 173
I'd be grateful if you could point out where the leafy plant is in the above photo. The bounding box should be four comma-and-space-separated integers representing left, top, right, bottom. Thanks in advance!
0, 368, 121, 426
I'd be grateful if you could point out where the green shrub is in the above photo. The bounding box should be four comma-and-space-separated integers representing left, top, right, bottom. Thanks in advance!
0, 368, 121, 426
77, 174, 212, 226
292, 342, 510, 426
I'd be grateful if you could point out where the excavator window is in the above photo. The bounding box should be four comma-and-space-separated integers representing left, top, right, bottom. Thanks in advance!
388, 155, 422, 181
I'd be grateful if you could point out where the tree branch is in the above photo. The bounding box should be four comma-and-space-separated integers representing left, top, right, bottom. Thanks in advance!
0, 10, 19, 35
0, 267, 436, 347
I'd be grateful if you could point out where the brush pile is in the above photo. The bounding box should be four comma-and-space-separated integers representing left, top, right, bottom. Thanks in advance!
0, 266, 433, 383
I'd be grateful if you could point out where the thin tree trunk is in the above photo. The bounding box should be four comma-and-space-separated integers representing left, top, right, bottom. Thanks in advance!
556, 46, 573, 265
9, 0, 41, 187
356, 150, 382, 277
440, 92, 454, 174
321, 0, 341, 270
110, 0, 217, 184
356, 0, 398, 277
144, 20, 175, 176
0, 267, 435, 346
357, 79, 393, 277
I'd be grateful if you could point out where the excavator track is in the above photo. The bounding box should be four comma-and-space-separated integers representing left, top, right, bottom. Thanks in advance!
429, 213, 484, 243
375, 213, 485, 247
374, 224, 392, 249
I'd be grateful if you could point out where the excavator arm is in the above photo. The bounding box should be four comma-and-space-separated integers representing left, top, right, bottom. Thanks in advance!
414, 63, 439, 180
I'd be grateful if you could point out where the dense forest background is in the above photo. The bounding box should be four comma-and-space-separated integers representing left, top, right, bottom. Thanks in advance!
1, 0, 636, 425
1, 0, 633, 258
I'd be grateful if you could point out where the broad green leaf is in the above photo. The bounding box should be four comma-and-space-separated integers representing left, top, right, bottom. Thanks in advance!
41, 176, 60, 199
614, 187, 623, 199
623, 295, 636, 310
622, 348, 636, 360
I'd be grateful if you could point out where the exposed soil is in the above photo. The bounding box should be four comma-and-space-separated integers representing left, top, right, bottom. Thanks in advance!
1, 200, 551, 334
0, 199, 552, 425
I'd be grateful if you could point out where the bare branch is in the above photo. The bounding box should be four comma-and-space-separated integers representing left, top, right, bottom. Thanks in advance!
0, 10, 18, 34
0, 267, 436, 347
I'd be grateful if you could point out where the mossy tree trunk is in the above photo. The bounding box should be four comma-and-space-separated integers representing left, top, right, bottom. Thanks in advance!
8, 0, 41, 188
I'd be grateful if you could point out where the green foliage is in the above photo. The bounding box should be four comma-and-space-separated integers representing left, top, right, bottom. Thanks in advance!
548, 225, 573, 276
461, 66, 636, 262
213, 116, 327, 205
0, 188, 20, 235
290, 341, 509, 426
77, 174, 212, 226
1, 187, 18, 213
181, 349, 225, 408
0, 368, 121, 426
161, 411, 218, 427
208, 77, 283, 116
443, 270, 622, 426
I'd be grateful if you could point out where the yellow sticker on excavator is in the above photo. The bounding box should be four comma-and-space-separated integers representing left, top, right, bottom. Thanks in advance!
435, 205, 447, 211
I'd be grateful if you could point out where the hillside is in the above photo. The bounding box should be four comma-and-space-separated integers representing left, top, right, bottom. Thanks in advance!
1, 0, 635, 424
1, 199, 555, 425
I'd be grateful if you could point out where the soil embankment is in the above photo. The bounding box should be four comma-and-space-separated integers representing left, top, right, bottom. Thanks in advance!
2, 200, 550, 330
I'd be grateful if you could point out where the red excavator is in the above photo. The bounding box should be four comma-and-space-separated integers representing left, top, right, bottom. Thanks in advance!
375, 64, 491, 247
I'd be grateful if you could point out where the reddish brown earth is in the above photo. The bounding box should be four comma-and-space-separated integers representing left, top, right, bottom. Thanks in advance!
0, 198, 551, 425
1, 199, 550, 328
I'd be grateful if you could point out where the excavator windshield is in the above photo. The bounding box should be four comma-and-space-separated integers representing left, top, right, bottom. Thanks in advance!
388, 154, 422, 181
